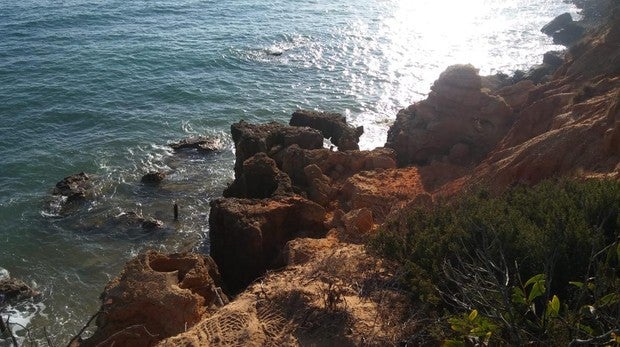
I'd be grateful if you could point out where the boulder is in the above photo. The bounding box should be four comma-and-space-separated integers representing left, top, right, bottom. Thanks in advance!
79, 251, 224, 347
541, 13, 574, 35
0, 277, 40, 306
304, 164, 333, 206
141, 171, 166, 184
553, 22, 585, 46
52, 172, 94, 202
385, 64, 513, 167
230, 121, 323, 177
223, 153, 294, 199
209, 196, 326, 293
168, 136, 221, 153
289, 109, 364, 150
110, 211, 164, 231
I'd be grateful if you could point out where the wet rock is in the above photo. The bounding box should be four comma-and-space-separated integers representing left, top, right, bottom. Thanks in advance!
223, 152, 294, 199
553, 22, 585, 46
141, 171, 166, 184
385, 64, 513, 167
209, 196, 326, 293
168, 136, 221, 153
541, 13, 574, 36
289, 109, 364, 150
0, 277, 40, 306
80, 251, 224, 347
230, 120, 323, 177
112, 211, 164, 231
52, 172, 94, 202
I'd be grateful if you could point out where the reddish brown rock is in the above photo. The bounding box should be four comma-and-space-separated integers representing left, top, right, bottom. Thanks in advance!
53, 172, 94, 202
290, 109, 364, 150
209, 196, 326, 293
386, 64, 514, 167
80, 251, 224, 347
0, 277, 40, 305
230, 120, 323, 177
304, 164, 333, 206
223, 152, 294, 199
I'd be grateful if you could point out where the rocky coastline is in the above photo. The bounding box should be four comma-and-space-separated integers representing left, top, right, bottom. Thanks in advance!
4, 0, 614, 345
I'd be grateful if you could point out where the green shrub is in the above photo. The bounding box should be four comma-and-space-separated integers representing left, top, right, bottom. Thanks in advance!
369, 178, 620, 345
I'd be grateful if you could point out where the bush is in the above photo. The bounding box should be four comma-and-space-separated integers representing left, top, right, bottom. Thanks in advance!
369, 178, 620, 345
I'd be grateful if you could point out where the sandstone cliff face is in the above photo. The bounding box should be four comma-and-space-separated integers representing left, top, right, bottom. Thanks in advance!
79, 251, 224, 347
386, 64, 514, 167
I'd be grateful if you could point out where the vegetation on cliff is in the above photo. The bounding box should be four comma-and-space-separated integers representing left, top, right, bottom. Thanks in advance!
370, 178, 620, 345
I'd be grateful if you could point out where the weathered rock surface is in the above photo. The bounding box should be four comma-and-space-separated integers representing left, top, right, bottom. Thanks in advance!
223, 152, 294, 199
230, 120, 323, 177
289, 109, 364, 150
110, 211, 165, 231
80, 251, 224, 347
52, 172, 94, 202
0, 277, 40, 306
168, 136, 221, 153
141, 171, 166, 184
386, 64, 513, 167
159, 239, 410, 347
209, 196, 326, 293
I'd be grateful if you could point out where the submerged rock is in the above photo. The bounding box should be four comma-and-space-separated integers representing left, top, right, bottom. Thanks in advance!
52, 172, 94, 202
141, 171, 166, 184
79, 251, 225, 347
168, 136, 221, 153
0, 277, 40, 306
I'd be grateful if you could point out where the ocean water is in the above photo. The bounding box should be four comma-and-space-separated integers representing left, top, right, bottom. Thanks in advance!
0, 0, 577, 343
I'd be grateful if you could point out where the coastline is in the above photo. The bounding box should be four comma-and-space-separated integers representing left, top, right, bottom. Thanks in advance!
2, 0, 617, 345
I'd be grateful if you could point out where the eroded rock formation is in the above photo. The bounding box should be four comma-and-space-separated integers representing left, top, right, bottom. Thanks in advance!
79, 251, 224, 347
53, 172, 94, 202
289, 109, 364, 150
386, 64, 514, 167
168, 136, 221, 153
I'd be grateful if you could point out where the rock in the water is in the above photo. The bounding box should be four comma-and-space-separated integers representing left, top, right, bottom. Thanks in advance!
79, 251, 224, 347
541, 12, 574, 35
0, 277, 40, 305
53, 172, 94, 202
223, 152, 294, 199
168, 136, 221, 153
141, 171, 166, 184
290, 109, 364, 150
385, 64, 513, 166
209, 196, 326, 293
552, 22, 585, 46
112, 211, 164, 231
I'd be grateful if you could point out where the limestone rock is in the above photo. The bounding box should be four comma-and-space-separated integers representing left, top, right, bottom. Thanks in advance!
224, 152, 294, 199
168, 136, 221, 153
53, 172, 94, 202
230, 120, 323, 176
141, 171, 166, 184
386, 64, 513, 167
289, 109, 363, 150
0, 277, 40, 306
304, 164, 333, 206
80, 251, 224, 347
209, 196, 326, 292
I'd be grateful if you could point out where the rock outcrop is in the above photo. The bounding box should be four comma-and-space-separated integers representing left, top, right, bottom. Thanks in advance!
168, 136, 221, 153
209, 196, 326, 293
79, 251, 224, 347
0, 277, 40, 306
53, 172, 94, 202
386, 64, 513, 167
141, 171, 166, 184
289, 109, 364, 150
223, 152, 294, 199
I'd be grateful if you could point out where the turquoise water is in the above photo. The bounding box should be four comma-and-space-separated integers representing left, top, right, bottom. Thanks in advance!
0, 0, 576, 343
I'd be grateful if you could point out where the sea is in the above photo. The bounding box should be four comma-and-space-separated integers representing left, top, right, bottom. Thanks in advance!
0, 0, 578, 344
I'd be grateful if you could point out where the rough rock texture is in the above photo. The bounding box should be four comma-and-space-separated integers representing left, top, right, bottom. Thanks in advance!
141, 171, 166, 184
52, 172, 94, 202
230, 121, 324, 177
0, 278, 40, 305
223, 153, 294, 199
110, 211, 165, 231
158, 239, 411, 347
80, 251, 224, 347
386, 64, 513, 167
289, 109, 364, 150
209, 196, 326, 293
339, 167, 428, 221
169, 136, 221, 153
303, 164, 334, 206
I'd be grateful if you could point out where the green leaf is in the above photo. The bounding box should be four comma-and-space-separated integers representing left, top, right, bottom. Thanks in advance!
468, 309, 478, 321
528, 280, 546, 302
569, 281, 584, 288
577, 323, 594, 335
442, 340, 466, 347
546, 295, 560, 317
597, 293, 620, 307
511, 286, 527, 304
524, 274, 545, 288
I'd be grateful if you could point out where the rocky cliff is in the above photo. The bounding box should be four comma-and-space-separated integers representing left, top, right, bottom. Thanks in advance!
76, 1, 619, 345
